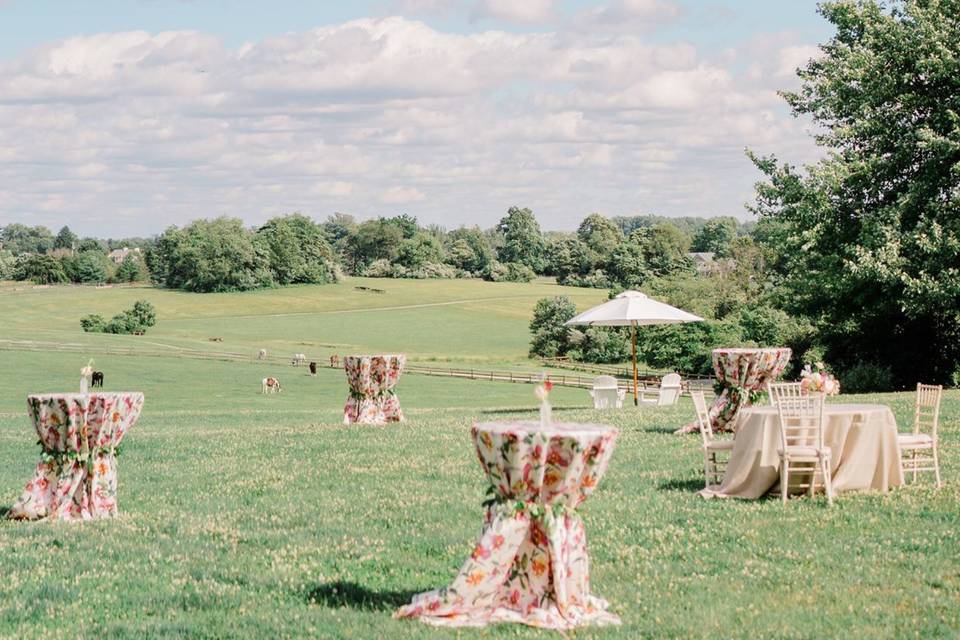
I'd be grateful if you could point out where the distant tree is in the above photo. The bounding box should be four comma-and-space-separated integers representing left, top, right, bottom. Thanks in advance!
628, 225, 693, 277
80, 314, 107, 333
529, 296, 577, 357
82, 299, 156, 334
54, 226, 77, 250
1, 224, 55, 254
691, 217, 739, 257
396, 232, 444, 270
606, 242, 650, 288
547, 237, 594, 284
321, 213, 357, 250
496, 206, 546, 272
446, 227, 494, 273
148, 217, 272, 292
749, 0, 960, 386
12, 254, 68, 284
344, 218, 405, 272
114, 255, 146, 282
63, 251, 109, 283
76, 237, 107, 253
256, 214, 339, 285
577, 213, 623, 257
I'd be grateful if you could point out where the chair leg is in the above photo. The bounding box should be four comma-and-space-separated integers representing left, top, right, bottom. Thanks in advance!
781, 458, 789, 504
808, 463, 816, 498
912, 450, 918, 483
821, 457, 834, 506
933, 446, 942, 488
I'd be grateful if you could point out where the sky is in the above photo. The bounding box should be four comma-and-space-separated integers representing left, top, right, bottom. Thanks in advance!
0, 0, 832, 237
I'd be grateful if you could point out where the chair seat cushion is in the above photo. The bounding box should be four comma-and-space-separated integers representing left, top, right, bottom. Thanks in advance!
779, 445, 831, 459
704, 439, 735, 451
898, 433, 934, 448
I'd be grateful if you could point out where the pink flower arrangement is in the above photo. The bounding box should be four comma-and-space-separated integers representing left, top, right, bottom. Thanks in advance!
800, 363, 840, 396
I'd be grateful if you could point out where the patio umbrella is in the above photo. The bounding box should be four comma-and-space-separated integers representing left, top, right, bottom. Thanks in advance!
565, 290, 703, 405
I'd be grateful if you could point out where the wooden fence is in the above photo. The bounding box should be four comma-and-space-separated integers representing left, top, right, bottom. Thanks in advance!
0, 339, 713, 394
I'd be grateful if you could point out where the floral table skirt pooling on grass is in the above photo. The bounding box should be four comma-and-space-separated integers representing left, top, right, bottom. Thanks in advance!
342, 355, 405, 424
396, 421, 620, 630
8, 392, 144, 522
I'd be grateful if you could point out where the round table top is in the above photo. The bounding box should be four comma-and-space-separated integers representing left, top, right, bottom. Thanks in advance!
475, 421, 618, 438
741, 403, 890, 416
28, 391, 143, 399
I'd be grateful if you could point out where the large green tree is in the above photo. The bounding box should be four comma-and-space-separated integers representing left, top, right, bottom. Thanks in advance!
750, 0, 960, 386
496, 206, 546, 271
256, 214, 339, 285
148, 217, 272, 292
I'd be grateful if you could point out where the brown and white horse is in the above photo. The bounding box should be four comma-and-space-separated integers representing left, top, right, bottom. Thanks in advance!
261, 377, 282, 394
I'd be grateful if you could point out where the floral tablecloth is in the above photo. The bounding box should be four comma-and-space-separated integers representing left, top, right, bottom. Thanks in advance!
8, 392, 144, 522
680, 347, 792, 434
396, 421, 620, 630
342, 355, 405, 424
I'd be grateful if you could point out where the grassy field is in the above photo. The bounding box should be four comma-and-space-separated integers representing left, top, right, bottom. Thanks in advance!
0, 277, 609, 365
0, 280, 958, 639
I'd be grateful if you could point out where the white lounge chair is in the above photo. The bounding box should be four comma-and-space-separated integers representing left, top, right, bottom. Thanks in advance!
589, 375, 625, 409
639, 372, 682, 407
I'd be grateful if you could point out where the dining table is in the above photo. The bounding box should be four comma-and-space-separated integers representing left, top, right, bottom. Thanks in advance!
8, 392, 144, 521
395, 420, 621, 629
700, 403, 903, 499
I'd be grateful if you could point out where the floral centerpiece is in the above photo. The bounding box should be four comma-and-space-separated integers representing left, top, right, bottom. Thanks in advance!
800, 363, 840, 396
534, 376, 554, 428
80, 359, 94, 394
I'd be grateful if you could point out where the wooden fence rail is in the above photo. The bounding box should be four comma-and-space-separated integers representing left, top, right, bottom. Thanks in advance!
0, 339, 713, 394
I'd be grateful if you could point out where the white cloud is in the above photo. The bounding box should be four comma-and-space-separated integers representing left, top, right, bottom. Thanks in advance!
573, 0, 682, 33
776, 44, 821, 77
472, 0, 558, 24
0, 17, 822, 236
381, 186, 426, 204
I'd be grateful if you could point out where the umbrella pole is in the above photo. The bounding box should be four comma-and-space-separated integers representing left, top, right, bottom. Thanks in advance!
632, 323, 638, 406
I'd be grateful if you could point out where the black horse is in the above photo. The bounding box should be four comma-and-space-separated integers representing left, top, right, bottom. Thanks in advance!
91, 371, 104, 387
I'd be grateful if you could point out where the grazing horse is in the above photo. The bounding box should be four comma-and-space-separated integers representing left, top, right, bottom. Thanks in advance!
258, 349, 267, 360
309, 362, 317, 376
261, 377, 281, 394
329, 355, 340, 368
292, 353, 306, 366
208, 337, 223, 342
91, 371, 104, 387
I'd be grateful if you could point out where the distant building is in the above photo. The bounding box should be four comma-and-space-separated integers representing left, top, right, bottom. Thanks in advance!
108, 247, 141, 264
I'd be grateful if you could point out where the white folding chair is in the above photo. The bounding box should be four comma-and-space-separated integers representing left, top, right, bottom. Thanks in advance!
589, 375, 625, 409
767, 381, 803, 406
899, 383, 943, 487
772, 386, 833, 505
692, 389, 733, 488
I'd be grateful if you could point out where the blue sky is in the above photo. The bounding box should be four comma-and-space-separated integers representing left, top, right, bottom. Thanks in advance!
0, 0, 833, 236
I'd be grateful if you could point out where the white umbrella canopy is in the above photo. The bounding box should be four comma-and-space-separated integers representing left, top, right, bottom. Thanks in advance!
565, 290, 703, 405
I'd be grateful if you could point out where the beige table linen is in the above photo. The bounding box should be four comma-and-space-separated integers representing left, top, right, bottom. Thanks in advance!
701, 404, 903, 499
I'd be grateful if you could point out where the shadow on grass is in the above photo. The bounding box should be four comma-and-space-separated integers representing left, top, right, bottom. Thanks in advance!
0, 506, 10, 518
658, 478, 705, 493
305, 581, 420, 611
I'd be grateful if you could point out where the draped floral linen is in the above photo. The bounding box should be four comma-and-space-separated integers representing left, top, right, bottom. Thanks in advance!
396, 421, 620, 630
342, 355, 405, 424
8, 392, 144, 522
680, 347, 792, 434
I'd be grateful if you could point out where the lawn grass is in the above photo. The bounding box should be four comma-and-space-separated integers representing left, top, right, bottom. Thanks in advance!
0, 277, 610, 364
0, 281, 958, 638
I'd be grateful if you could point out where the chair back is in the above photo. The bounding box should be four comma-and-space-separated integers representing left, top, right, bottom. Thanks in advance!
658, 373, 682, 406
591, 386, 621, 409
592, 375, 619, 389
914, 383, 943, 439
691, 390, 713, 446
768, 381, 804, 406
774, 391, 826, 452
